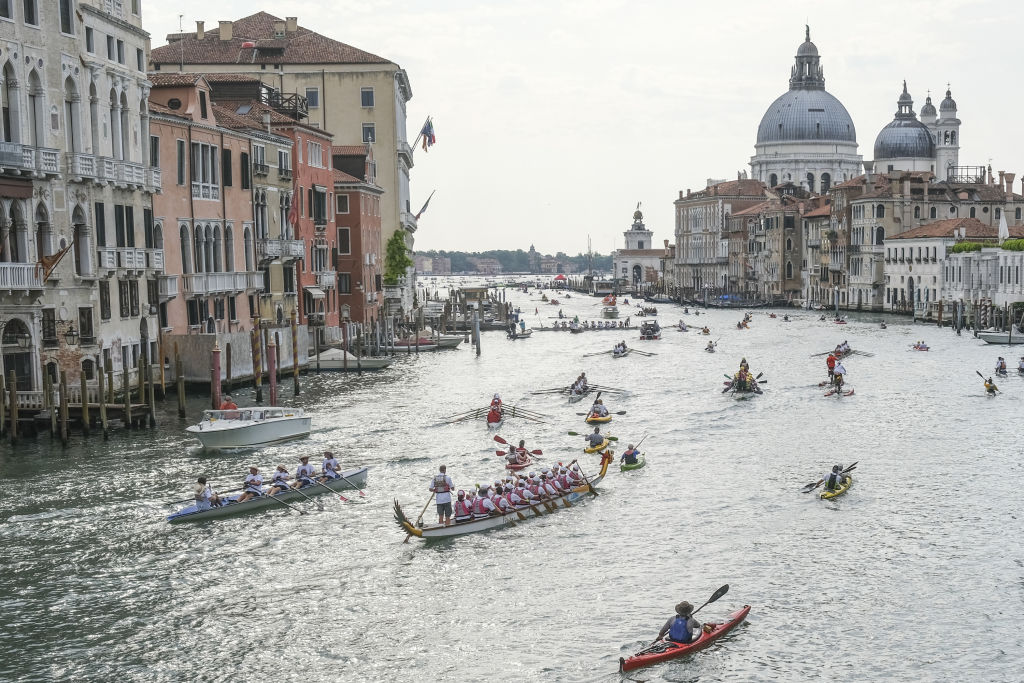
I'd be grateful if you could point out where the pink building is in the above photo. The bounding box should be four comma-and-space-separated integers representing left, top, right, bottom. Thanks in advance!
333, 145, 383, 325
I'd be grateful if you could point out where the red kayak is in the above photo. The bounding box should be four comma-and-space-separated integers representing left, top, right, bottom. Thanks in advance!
619, 605, 751, 672
503, 454, 532, 471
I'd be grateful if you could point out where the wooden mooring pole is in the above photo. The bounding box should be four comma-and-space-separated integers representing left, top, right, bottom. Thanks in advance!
80, 369, 90, 437
59, 371, 69, 447
175, 343, 186, 419
97, 355, 108, 439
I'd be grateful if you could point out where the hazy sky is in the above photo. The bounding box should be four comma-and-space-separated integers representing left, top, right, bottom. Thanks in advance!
147, 0, 1024, 255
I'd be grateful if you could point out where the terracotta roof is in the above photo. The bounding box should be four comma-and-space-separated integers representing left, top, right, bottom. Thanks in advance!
803, 202, 832, 218
201, 73, 261, 83
332, 145, 368, 156
148, 73, 205, 87
332, 169, 362, 183
211, 103, 264, 131
148, 101, 187, 118
229, 101, 332, 138
731, 201, 770, 216
887, 217, 1024, 240
151, 12, 391, 66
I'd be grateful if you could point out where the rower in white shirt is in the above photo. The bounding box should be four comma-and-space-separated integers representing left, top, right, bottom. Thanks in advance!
236, 467, 264, 503
473, 485, 497, 518
193, 476, 220, 510
317, 451, 340, 483
292, 455, 316, 489
266, 465, 291, 496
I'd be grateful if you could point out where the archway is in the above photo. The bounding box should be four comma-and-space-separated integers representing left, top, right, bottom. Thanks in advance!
72, 204, 90, 276
632, 264, 642, 284
2, 318, 34, 390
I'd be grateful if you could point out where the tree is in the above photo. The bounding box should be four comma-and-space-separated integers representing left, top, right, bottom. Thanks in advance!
384, 231, 413, 284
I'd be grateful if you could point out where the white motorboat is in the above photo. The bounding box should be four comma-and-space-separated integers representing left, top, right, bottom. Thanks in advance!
977, 330, 1024, 345
314, 348, 394, 370
435, 335, 464, 349
602, 306, 620, 319
186, 408, 311, 449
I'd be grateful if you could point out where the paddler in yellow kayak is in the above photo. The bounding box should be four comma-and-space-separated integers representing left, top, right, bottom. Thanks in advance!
985, 377, 999, 395
585, 426, 605, 449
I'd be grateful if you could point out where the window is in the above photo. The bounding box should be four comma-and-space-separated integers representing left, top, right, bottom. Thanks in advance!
143, 209, 153, 249
136, 48, 144, 72
914, 206, 920, 219
42, 308, 57, 346
79, 307, 94, 344
338, 273, 351, 294
222, 149, 232, 187
95, 202, 106, 247
199, 90, 208, 119
125, 206, 135, 247
118, 280, 130, 317
99, 281, 111, 319
1017, 208, 1022, 221
360, 87, 374, 108
114, 205, 126, 247
337, 227, 351, 254
930, 207, 937, 219
299, 187, 304, 216
176, 140, 185, 185
23, 0, 37, 25
307, 141, 323, 168
278, 149, 291, 171
969, 207, 976, 218
117, 40, 125, 65
131, 0, 139, 14
59, 0, 73, 33
240, 152, 250, 189
190, 142, 219, 197
107, 36, 115, 60
995, 208, 1001, 220
128, 280, 139, 317
361, 123, 375, 143
305, 87, 319, 108
149, 135, 159, 167
0, 0, 11, 19
336, 194, 349, 214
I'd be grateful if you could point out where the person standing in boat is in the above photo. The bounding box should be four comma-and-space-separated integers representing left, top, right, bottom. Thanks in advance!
318, 452, 341, 483
292, 455, 315, 490
236, 467, 264, 503
266, 466, 292, 496
833, 361, 847, 389
430, 465, 455, 526
657, 602, 703, 644
194, 477, 220, 510
586, 427, 605, 449
826, 353, 837, 384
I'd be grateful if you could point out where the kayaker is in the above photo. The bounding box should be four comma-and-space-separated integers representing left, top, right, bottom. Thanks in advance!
591, 400, 609, 418
193, 477, 220, 510
985, 377, 998, 395
318, 451, 340, 483
453, 490, 473, 523
266, 466, 292, 496
657, 601, 703, 644
586, 427, 605, 448
705, 341, 715, 352
1019, 357, 1024, 372
292, 456, 315, 489
429, 465, 455, 526
621, 445, 640, 466
823, 465, 844, 491
236, 467, 264, 503
219, 395, 238, 410
491, 394, 502, 408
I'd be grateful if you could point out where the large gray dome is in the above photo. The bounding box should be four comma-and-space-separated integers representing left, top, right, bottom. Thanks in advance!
873, 119, 935, 159
756, 89, 857, 144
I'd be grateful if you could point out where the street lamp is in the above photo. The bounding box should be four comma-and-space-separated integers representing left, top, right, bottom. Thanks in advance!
64, 325, 79, 346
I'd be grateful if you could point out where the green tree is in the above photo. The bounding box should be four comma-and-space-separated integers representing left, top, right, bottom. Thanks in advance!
384, 232, 413, 284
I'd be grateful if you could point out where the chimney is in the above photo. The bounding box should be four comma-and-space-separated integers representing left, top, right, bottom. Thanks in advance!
1005, 173, 1016, 197
219, 21, 232, 41
262, 112, 271, 134
196, 21, 204, 40
286, 16, 298, 33
863, 160, 874, 185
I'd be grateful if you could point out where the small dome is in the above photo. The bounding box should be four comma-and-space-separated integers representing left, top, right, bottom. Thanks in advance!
797, 25, 818, 56
897, 81, 913, 106
940, 88, 957, 112
874, 119, 935, 160
920, 95, 936, 117
633, 208, 643, 220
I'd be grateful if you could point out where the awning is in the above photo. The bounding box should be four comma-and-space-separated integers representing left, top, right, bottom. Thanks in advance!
305, 286, 325, 299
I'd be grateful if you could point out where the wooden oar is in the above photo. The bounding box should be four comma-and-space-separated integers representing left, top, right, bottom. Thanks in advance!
569, 458, 599, 498
264, 492, 306, 515
800, 462, 858, 492
312, 479, 350, 502
284, 482, 325, 510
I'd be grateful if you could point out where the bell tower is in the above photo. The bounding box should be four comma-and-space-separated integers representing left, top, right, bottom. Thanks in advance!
624, 203, 652, 250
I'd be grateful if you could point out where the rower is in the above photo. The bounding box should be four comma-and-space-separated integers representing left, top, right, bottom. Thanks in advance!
511, 481, 534, 508
586, 427, 605, 448
429, 465, 455, 526
1019, 357, 1024, 372
705, 340, 715, 352
826, 353, 837, 384
193, 476, 220, 510
292, 455, 315, 489
266, 465, 292, 496
487, 406, 503, 424
473, 485, 497, 517
620, 444, 640, 466
219, 395, 238, 410
833, 361, 847, 388
453, 490, 473, 523
657, 602, 703, 644
236, 466, 264, 503
739, 357, 749, 372
566, 463, 585, 486
823, 465, 844, 491
491, 393, 502, 408
317, 451, 340, 483
996, 357, 1007, 373
702, 327, 710, 334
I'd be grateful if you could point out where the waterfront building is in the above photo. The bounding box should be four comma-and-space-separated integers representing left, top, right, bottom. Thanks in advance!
673, 179, 766, 300
148, 13, 418, 316
750, 27, 862, 192
800, 200, 832, 308
1, 0, 158, 393
611, 206, 665, 290
333, 145, 383, 325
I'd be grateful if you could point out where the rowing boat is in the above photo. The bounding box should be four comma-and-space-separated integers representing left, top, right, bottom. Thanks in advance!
824, 388, 854, 397
613, 348, 632, 358
619, 605, 751, 672
820, 474, 852, 499
568, 390, 589, 403
585, 414, 613, 424
584, 437, 610, 453
487, 419, 503, 431
620, 454, 645, 471
167, 467, 369, 523
394, 454, 612, 540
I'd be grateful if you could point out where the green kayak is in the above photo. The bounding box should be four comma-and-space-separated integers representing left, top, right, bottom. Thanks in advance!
620, 454, 646, 471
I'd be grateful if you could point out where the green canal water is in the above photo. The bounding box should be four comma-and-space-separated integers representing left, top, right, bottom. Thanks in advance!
1, 291, 1021, 681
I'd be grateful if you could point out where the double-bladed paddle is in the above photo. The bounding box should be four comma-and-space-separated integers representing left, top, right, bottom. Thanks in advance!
567, 430, 618, 441
976, 370, 1000, 393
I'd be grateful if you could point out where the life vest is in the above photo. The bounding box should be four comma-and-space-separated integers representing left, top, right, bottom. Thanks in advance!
557, 474, 570, 488
454, 499, 472, 518
827, 356, 836, 369
529, 483, 542, 497
669, 616, 693, 643
827, 472, 841, 489
487, 410, 502, 423
516, 451, 529, 464
433, 474, 451, 494
472, 498, 491, 516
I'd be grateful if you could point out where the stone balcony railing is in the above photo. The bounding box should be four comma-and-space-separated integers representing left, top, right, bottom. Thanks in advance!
97, 247, 147, 270
147, 167, 162, 192
191, 182, 220, 201
257, 238, 304, 261
246, 271, 264, 291
0, 262, 44, 291
116, 161, 146, 187
22, 145, 60, 176
400, 210, 418, 233
158, 274, 178, 300
183, 271, 261, 295
806, 238, 821, 248
66, 153, 98, 180
316, 270, 337, 289
147, 248, 164, 271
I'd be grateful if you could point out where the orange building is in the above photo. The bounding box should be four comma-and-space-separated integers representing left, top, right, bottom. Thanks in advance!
332, 145, 384, 324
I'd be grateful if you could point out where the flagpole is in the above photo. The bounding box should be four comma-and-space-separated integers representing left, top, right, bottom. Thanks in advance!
411, 115, 431, 156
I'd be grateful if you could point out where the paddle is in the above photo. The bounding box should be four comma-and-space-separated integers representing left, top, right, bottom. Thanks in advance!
640, 584, 731, 650
800, 461, 858, 493
495, 449, 543, 457
569, 458, 599, 498
312, 479, 350, 502
264, 492, 306, 515
567, 431, 618, 441
576, 410, 627, 416
284, 482, 326, 510
976, 370, 1000, 393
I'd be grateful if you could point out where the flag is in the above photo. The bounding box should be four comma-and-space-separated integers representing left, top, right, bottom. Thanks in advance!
998, 212, 1009, 243
36, 237, 76, 282
414, 190, 436, 220
287, 198, 298, 227
419, 118, 435, 152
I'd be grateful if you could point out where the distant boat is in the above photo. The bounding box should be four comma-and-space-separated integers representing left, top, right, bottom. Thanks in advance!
977, 330, 1024, 345
313, 348, 395, 370
186, 408, 311, 449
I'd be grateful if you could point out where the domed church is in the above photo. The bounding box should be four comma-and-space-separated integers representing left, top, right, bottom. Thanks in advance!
872, 83, 960, 177
750, 27, 863, 193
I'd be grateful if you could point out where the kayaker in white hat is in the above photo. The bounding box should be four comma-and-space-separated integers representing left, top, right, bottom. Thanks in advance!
657, 601, 702, 644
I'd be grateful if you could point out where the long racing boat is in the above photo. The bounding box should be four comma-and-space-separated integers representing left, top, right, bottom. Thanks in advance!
394, 453, 612, 540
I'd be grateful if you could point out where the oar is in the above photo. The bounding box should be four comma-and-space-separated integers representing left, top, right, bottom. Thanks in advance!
570, 458, 599, 498
567, 431, 618, 441
285, 482, 326, 510
641, 584, 730, 649
312, 479, 350, 502
264, 492, 306, 515
800, 461, 858, 492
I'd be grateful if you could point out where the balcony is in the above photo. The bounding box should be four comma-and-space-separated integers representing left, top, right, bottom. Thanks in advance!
0, 141, 27, 169
0, 263, 44, 291
183, 272, 242, 295
400, 210, 418, 233
117, 247, 146, 270
316, 270, 337, 289
257, 238, 304, 262
398, 140, 414, 167
263, 90, 308, 121
99, 157, 116, 183
245, 271, 264, 291
158, 274, 179, 300
23, 146, 60, 177
66, 153, 98, 181
191, 182, 220, 201
116, 161, 146, 188
253, 162, 270, 177
146, 248, 164, 271
806, 238, 821, 248
848, 245, 861, 254
278, 167, 293, 181
147, 167, 162, 192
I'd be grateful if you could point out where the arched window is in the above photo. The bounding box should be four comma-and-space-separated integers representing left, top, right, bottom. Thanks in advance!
785, 238, 792, 251
821, 173, 831, 193
154, 222, 163, 250
930, 206, 937, 219
785, 262, 793, 279
109, 88, 121, 159
875, 226, 885, 245
179, 224, 192, 274
876, 205, 885, 218
769, 173, 778, 187
7, 201, 28, 262
212, 226, 222, 272
225, 226, 234, 271
72, 205, 90, 276
806, 173, 815, 192
193, 225, 204, 273
950, 131, 956, 144
2, 62, 21, 143
969, 207, 976, 218
88, 81, 99, 155
82, 358, 95, 381
950, 206, 957, 215
243, 227, 253, 271
119, 91, 130, 162
27, 70, 44, 147
914, 206, 920, 219
63, 77, 80, 154
280, 194, 291, 238
204, 225, 214, 272
34, 202, 50, 260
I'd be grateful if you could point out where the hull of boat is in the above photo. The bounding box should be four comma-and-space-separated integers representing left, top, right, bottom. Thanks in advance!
316, 357, 394, 371
820, 474, 852, 499
585, 415, 612, 424
168, 467, 368, 523
620, 605, 751, 672
487, 420, 503, 431
977, 331, 1024, 345
620, 454, 646, 471
186, 416, 312, 449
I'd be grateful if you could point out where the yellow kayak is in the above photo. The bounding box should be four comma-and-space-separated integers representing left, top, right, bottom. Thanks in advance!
584, 438, 610, 453
585, 414, 612, 425
820, 474, 852, 500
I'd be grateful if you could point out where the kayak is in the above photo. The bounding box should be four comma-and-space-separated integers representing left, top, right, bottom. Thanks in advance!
505, 455, 532, 471
620, 454, 646, 471
584, 438, 610, 454
820, 474, 852, 499
619, 605, 751, 672
824, 388, 854, 397
585, 414, 613, 425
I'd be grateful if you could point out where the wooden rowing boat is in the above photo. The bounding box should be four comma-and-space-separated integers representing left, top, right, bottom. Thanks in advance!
167, 467, 369, 523
394, 454, 612, 539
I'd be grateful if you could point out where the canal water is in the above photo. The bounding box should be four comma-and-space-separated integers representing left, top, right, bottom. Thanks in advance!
1, 288, 1021, 681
